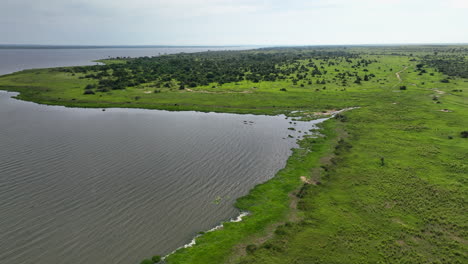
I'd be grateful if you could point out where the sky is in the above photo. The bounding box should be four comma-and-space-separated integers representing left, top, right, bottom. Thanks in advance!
1, 0, 467, 46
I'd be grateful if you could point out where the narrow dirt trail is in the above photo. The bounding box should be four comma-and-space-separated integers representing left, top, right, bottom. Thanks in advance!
395, 66, 408, 82
391, 66, 408, 89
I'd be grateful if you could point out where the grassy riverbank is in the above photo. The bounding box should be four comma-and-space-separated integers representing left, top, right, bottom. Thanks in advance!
1, 46, 466, 263
239, 77, 468, 264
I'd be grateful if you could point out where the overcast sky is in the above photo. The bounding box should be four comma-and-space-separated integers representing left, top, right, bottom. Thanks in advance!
1, 0, 467, 45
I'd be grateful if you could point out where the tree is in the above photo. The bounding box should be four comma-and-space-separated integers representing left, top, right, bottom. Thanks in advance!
354, 76, 362, 84
85, 84, 96, 90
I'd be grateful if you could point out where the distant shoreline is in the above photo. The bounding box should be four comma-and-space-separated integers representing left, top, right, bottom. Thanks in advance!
1, 43, 467, 50
0, 45, 256, 50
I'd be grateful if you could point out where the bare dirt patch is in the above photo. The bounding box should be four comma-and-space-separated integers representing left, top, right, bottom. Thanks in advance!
434, 89, 446, 95
185, 88, 253, 94
303, 107, 359, 118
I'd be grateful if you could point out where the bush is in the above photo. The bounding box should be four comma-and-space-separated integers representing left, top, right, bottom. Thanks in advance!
152, 255, 162, 263
246, 244, 257, 254
140, 259, 153, 264
83, 90, 95, 95
335, 114, 348, 122
280, 88, 287, 92
96, 88, 109, 92
334, 139, 352, 155
461, 131, 468, 138
261, 241, 283, 252
399, 86, 407, 90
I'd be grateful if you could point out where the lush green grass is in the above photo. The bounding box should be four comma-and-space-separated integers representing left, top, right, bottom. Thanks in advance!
0, 46, 466, 264
165, 118, 340, 264
237, 63, 468, 263
0, 52, 409, 115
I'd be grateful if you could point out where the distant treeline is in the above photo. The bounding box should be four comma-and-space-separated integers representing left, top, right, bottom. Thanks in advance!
423, 55, 468, 78
57, 48, 367, 92
55, 46, 468, 93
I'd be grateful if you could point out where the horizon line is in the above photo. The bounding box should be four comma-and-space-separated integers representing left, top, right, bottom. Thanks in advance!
1, 43, 467, 49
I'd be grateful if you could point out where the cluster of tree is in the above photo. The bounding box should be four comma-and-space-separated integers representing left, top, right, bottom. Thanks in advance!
422, 55, 468, 78
55, 47, 368, 93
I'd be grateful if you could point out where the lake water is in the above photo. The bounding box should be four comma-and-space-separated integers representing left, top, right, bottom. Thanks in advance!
0, 46, 251, 76
0, 47, 323, 264
0, 89, 323, 264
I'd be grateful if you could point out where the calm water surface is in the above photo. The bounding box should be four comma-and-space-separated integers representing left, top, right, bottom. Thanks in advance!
0, 47, 251, 76
0, 90, 323, 264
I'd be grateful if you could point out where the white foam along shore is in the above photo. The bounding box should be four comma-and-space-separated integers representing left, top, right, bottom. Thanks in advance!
162, 212, 250, 260
161, 107, 359, 261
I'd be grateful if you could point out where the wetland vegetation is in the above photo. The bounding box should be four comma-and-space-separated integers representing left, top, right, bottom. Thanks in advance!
0, 45, 466, 264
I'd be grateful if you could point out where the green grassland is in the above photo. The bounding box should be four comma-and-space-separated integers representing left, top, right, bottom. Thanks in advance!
0, 46, 466, 264
0, 48, 412, 115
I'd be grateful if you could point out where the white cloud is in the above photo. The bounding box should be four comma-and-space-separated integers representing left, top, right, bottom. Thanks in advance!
0, 0, 467, 45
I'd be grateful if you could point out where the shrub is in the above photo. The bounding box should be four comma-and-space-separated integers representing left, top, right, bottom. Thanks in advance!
97, 88, 109, 92
461, 131, 468, 138
335, 114, 348, 122
152, 255, 162, 263
261, 241, 283, 252
140, 259, 153, 264
83, 90, 95, 95
334, 139, 352, 155
274, 226, 287, 235
280, 88, 287, 92
246, 244, 257, 254
296, 184, 311, 198
399, 86, 407, 90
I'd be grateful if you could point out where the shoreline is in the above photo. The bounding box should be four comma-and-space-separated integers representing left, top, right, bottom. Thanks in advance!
1, 88, 345, 263
163, 108, 357, 262
3, 45, 465, 263
163, 212, 250, 261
